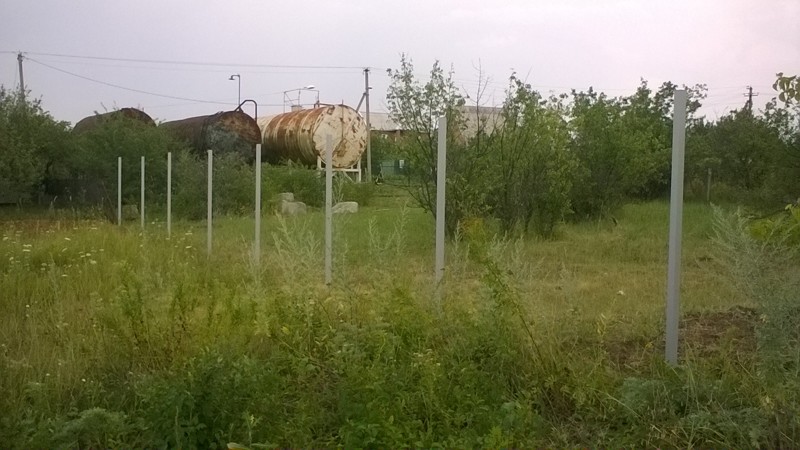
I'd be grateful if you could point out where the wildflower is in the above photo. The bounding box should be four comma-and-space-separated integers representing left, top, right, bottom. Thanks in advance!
85, 253, 91, 257
2, 236, 8, 241
61, 274, 68, 278
185, 245, 192, 249
22, 248, 30, 253
89, 260, 97, 265
81, 378, 86, 382
64, 237, 71, 241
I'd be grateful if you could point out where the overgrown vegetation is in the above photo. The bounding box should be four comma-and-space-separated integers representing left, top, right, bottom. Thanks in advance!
385, 57, 798, 236
1, 66, 799, 447
1, 200, 799, 447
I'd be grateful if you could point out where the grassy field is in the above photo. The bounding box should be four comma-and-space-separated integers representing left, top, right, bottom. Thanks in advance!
1, 191, 797, 447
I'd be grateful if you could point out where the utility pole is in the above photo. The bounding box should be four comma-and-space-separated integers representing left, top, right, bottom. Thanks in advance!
745, 85, 759, 112
364, 68, 372, 183
17, 52, 25, 98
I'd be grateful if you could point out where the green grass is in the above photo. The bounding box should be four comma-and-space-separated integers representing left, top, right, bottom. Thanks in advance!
0, 196, 797, 447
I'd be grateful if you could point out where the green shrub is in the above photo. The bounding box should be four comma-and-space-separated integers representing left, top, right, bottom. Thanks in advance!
335, 175, 375, 206
262, 163, 324, 207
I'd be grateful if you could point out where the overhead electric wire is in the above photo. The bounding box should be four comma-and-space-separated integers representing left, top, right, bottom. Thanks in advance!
25, 51, 381, 71
29, 57, 364, 75
27, 57, 233, 105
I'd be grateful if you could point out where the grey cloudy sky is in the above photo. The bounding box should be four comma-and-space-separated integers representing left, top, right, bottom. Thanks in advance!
1, 0, 798, 125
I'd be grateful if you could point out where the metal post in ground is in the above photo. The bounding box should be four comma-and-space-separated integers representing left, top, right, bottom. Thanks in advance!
140, 156, 145, 230
207, 149, 213, 256
254, 144, 262, 267
325, 135, 333, 285
435, 116, 447, 304
167, 152, 172, 238
665, 90, 687, 366
117, 157, 122, 226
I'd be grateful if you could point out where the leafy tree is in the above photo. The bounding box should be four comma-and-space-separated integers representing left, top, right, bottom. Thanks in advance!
774, 73, 800, 105
0, 87, 70, 203
567, 89, 634, 218
760, 100, 800, 203
708, 109, 785, 191
619, 80, 707, 198
486, 76, 575, 236
567, 80, 707, 218
386, 55, 485, 234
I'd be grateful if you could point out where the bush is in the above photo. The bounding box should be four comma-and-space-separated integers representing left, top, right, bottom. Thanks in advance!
336, 175, 375, 206
0, 88, 70, 203
70, 116, 186, 210
262, 162, 324, 207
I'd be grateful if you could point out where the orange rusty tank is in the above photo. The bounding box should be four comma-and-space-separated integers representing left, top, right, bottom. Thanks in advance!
257, 104, 366, 168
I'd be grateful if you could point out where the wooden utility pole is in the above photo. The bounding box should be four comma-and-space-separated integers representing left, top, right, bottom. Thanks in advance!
745, 85, 759, 111
17, 52, 25, 97
364, 68, 372, 183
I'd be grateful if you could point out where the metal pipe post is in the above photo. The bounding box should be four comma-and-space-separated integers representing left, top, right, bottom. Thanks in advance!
207, 149, 213, 256
140, 156, 145, 230
325, 135, 333, 285
167, 152, 172, 238
254, 144, 262, 266
435, 116, 447, 301
666, 90, 687, 366
117, 157, 122, 226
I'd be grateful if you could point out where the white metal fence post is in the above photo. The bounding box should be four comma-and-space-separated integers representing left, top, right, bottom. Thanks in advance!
666, 90, 688, 366
325, 135, 333, 285
207, 149, 213, 256
140, 156, 145, 230
167, 152, 172, 238
254, 144, 262, 267
435, 116, 447, 303
117, 157, 122, 226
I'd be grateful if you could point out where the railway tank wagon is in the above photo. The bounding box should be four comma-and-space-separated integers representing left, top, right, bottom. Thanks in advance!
72, 108, 155, 133
159, 110, 261, 159
257, 104, 367, 169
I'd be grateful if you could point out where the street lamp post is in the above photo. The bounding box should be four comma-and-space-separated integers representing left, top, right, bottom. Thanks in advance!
283, 85, 318, 112
229, 74, 241, 105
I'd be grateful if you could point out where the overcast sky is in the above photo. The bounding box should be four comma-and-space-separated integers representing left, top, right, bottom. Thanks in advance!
1, 0, 797, 125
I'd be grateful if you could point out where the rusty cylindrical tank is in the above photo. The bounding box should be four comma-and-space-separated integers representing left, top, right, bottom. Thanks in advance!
72, 108, 155, 133
159, 110, 261, 159
257, 104, 367, 168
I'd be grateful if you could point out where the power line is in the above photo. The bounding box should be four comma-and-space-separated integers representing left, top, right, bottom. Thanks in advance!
27, 57, 234, 105
25, 51, 379, 70
29, 57, 365, 75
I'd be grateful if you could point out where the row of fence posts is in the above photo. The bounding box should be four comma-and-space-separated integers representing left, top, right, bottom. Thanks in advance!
114, 99, 688, 366
113, 136, 375, 292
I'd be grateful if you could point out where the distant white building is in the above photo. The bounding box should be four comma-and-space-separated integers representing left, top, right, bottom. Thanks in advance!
368, 106, 504, 141
458, 104, 504, 139
367, 112, 405, 140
